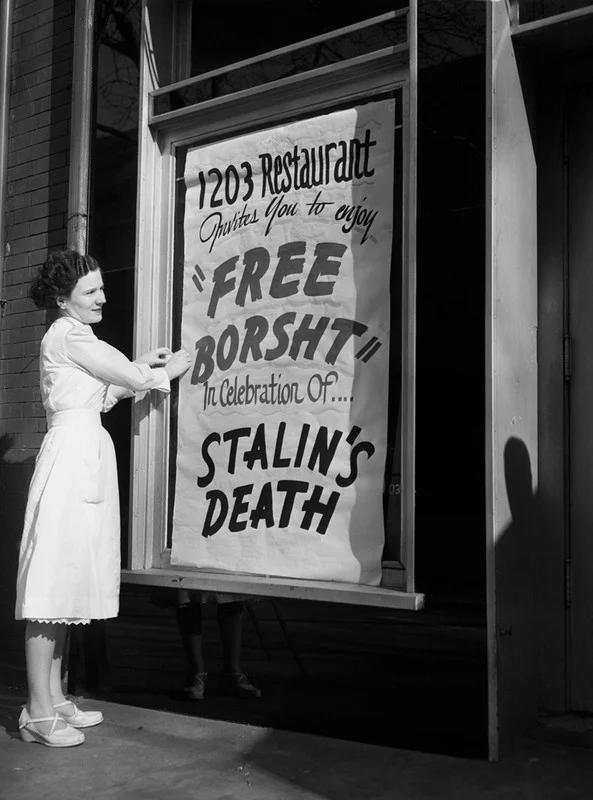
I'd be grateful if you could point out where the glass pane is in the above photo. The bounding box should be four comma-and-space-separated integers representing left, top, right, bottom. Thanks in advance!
95, 0, 141, 136
415, 0, 486, 599
153, 8, 407, 115
418, 0, 485, 69
190, 0, 408, 73
519, 0, 593, 23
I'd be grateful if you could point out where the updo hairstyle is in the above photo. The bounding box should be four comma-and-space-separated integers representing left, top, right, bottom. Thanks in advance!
29, 250, 100, 309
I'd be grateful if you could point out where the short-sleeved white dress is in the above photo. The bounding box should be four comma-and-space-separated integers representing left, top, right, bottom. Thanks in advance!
15, 315, 169, 624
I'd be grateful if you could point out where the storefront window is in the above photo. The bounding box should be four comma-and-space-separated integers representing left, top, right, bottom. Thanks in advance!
80, 0, 488, 607
123, 0, 422, 607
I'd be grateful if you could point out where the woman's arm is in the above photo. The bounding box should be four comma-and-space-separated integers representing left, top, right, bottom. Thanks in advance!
102, 383, 135, 412
65, 325, 171, 393
103, 348, 175, 410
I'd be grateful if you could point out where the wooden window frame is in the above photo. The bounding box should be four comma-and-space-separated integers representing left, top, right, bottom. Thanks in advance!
122, 1, 422, 610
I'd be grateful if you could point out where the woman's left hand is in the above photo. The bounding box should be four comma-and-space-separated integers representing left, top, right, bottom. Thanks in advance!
136, 347, 173, 367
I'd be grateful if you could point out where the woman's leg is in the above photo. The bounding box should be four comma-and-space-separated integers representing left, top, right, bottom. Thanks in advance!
49, 623, 68, 705
45, 625, 104, 728
25, 621, 68, 732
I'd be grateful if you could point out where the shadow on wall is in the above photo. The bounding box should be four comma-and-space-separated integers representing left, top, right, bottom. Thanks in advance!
494, 435, 539, 756
0, 434, 34, 600
0, 435, 35, 681
504, 437, 537, 535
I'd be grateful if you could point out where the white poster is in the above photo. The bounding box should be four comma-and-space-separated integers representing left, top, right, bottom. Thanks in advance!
171, 100, 396, 585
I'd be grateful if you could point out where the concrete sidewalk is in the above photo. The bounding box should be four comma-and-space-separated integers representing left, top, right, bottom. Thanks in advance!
2, 697, 593, 799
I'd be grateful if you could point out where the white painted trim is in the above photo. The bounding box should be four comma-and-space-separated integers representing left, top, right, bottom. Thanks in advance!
150, 47, 408, 130
67, 0, 94, 252
485, 1, 498, 760
130, 2, 173, 569
122, 567, 424, 610
402, 0, 417, 594
0, 0, 14, 306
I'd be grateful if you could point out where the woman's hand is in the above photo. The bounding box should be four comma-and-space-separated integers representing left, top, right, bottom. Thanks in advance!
136, 347, 172, 367
164, 349, 192, 380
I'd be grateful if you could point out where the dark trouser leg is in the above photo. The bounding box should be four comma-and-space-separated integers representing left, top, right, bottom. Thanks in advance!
176, 600, 206, 676
217, 601, 244, 673
218, 601, 261, 698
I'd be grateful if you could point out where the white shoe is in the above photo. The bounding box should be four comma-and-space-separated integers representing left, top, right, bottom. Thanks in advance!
54, 700, 103, 728
19, 708, 85, 747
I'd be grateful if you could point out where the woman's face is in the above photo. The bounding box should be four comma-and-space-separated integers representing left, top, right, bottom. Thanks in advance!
59, 269, 106, 324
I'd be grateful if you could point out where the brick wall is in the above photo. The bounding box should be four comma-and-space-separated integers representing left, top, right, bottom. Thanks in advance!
0, 0, 74, 625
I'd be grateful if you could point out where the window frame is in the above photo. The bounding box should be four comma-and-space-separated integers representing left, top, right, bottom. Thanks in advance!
124, 1, 420, 610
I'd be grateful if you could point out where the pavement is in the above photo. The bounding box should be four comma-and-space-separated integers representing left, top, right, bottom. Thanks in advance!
2, 695, 593, 800
3, 586, 593, 799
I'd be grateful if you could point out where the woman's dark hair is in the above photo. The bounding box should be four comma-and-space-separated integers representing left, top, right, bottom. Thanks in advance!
29, 250, 100, 309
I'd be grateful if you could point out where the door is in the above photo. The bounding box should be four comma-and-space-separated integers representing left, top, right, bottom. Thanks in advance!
486, 1, 538, 759
567, 82, 593, 712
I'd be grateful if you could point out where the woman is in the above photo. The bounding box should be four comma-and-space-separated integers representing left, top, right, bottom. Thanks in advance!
15, 250, 191, 747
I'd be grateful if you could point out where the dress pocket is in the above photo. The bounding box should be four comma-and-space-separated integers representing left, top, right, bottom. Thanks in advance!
80, 430, 106, 504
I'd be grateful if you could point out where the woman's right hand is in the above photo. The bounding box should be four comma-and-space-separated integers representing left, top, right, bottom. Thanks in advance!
164, 349, 192, 380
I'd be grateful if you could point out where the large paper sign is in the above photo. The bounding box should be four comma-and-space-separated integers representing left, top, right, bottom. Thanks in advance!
171, 100, 396, 585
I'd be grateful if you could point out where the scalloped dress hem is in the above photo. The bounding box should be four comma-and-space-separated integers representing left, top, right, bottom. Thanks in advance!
25, 618, 93, 625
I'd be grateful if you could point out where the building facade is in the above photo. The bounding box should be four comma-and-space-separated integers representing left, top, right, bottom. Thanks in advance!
1, 0, 589, 760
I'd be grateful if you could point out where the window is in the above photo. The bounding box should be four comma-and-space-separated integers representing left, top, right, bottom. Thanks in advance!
125, 1, 421, 609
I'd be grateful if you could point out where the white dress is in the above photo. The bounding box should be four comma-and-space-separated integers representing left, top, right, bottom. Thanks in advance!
15, 315, 169, 624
